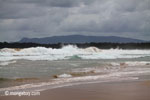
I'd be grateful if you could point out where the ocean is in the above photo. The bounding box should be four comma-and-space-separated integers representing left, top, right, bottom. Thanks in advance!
0, 45, 150, 94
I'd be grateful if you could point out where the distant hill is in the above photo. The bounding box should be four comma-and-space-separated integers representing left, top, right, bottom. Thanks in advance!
19, 35, 145, 44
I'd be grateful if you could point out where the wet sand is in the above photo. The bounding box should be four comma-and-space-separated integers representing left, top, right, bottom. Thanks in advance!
1, 80, 150, 100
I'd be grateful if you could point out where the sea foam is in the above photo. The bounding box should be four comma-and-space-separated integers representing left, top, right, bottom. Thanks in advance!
0, 45, 150, 61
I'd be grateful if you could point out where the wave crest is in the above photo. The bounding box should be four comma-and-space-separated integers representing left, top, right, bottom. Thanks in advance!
0, 45, 150, 61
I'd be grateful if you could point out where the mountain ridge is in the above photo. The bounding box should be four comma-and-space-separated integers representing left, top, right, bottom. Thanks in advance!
19, 35, 146, 44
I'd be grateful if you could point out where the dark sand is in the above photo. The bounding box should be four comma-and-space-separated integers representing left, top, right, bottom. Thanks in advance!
1, 80, 150, 100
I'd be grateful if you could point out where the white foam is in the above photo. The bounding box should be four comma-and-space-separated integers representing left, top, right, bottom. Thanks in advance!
0, 66, 147, 93
0, 45, 150, 61
0, 73, 139, 92
71, 61, 150, 75
57, 73, 72, 78
0, 60, 16, 66
124, 61, 150, 66
109, 61, 150, 67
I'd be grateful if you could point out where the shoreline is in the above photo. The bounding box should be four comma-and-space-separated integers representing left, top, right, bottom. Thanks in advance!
1, 80, 150, 100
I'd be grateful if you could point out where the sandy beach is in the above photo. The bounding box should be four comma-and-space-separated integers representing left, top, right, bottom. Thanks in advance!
1, 80, 150, 100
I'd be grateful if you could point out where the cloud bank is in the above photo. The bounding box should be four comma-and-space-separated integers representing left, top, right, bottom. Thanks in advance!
0, 0, 150, 42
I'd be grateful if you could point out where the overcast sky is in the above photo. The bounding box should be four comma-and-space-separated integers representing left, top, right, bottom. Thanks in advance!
0, 0, 150, 42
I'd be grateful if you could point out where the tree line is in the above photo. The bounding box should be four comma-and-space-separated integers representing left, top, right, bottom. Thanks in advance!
0, 42, 150, 49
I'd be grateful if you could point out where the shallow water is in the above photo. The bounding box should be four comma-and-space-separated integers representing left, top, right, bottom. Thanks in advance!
0, 58, 150, 88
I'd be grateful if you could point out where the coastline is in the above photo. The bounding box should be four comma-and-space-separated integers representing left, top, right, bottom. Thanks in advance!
1, 80, 150, 100
0, 45, 150, 100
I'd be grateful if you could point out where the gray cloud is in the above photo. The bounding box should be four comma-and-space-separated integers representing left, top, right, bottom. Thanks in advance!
0, 0, 150, 42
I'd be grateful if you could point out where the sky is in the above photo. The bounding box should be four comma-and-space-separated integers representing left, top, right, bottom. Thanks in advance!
0, 0, 150, 42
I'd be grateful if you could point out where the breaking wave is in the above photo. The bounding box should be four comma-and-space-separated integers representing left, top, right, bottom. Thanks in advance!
0, 45, 150, 62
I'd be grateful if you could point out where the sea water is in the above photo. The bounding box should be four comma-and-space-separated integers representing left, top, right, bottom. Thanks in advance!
0, 45, 150, 94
